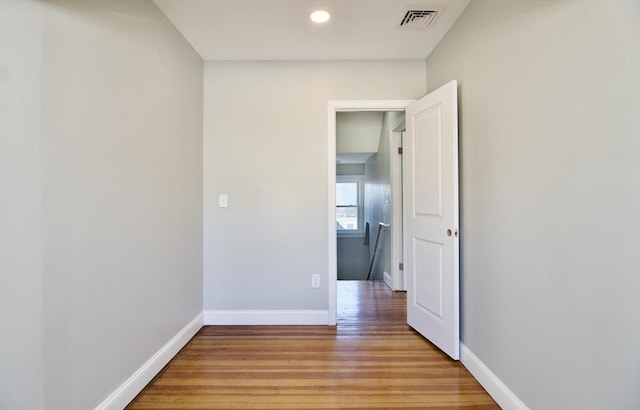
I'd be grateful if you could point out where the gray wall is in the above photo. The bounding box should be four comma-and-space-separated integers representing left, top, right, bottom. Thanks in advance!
203, 60, 426, 311
0, 2, 45, 408
336, 237, 369, 280
364, 111, 403, 281
0, 1, 204, 408
426, 1, 640, 408
336, 112, 383, 154
336, 164, 365, 176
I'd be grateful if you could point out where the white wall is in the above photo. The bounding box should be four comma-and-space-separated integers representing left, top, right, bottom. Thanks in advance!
0, 1, 204, 408
203, 61, 425, 312
426, 1, 640, 408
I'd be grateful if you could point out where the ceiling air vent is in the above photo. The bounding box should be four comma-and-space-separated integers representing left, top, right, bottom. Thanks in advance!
400, 10, 438, 30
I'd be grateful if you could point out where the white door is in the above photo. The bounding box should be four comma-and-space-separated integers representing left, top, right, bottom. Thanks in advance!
403, 80, 459, 360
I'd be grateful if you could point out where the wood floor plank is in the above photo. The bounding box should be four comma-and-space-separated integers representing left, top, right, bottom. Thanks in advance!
127, 281, 498, 409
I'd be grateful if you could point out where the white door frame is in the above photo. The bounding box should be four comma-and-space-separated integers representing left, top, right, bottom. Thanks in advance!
389, 116, 406, 291
327, 99, 415, 325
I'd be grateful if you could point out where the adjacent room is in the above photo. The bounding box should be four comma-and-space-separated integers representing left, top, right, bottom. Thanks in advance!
1, 1, 638, 409
336, 110, 402, 286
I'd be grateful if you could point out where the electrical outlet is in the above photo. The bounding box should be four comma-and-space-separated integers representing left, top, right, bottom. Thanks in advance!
311, 274, 320, 288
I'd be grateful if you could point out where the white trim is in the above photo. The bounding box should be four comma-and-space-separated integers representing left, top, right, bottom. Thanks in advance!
383, 271, 393, 289
204, 310, 329, 325
327, 102, 338, 325
95, 312, 203, 410
389, 117, 405, 291
328, 100, 413, 112
328, 100, 415, 325
460, 343, 529, 410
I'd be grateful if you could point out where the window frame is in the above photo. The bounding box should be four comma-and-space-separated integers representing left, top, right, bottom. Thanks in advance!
336, 174, 365, 238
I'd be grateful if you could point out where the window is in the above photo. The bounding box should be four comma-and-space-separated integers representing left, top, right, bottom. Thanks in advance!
336, 175, 364, 237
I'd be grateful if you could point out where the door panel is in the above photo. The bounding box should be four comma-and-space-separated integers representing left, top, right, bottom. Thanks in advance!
404, 80, 459, 360
414, 238, 444, 320
413, 104, 443, 217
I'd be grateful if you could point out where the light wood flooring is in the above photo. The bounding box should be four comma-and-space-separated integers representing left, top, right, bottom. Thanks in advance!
127, 281, 498, 409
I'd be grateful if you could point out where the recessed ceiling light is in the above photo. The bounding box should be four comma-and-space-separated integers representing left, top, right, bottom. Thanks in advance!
310, 10, 330, 24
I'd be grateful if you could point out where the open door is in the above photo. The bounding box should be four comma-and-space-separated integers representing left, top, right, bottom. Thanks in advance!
403, 81, 459, 360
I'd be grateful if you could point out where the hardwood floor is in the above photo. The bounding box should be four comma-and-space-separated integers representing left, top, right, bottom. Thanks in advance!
127, 281, 498, 409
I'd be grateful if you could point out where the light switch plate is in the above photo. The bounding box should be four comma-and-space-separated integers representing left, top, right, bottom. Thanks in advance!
219, 194, 228, 208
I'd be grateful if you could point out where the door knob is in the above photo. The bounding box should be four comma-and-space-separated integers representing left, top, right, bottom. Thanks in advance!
447, 229, 452, 236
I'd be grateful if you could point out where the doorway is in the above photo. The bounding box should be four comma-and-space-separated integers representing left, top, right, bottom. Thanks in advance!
329, 83, 460, 360
327, 100, 414, 325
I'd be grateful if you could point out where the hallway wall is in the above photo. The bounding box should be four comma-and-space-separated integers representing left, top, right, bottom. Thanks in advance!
426, 1, 640, 408
364, 111, 403, 281
0, 1, 203, 408
0, 2, 45, 407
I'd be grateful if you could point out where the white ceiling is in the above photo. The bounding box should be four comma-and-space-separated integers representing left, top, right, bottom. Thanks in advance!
152, 0, 471, 61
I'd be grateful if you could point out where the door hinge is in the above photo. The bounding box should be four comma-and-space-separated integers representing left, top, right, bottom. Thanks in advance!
399, 262, 404, 270
398, 147, 403, 155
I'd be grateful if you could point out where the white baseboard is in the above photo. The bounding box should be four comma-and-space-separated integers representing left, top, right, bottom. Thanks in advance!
383, 271, 393, 290
204, 309, 329, 325
460, 343, 529, 410
95, 312, 204, 410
